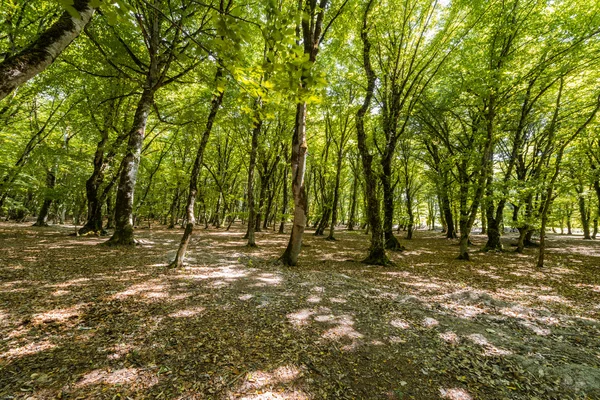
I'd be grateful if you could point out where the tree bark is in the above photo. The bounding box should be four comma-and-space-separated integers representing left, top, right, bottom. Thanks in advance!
106, 88, 155, 245
354, 0, 388, 265
170, 73, 225, 268
33, 170, 56, 227
280, 102, 309, 266
327, 146, 344, 240
245, 107, 261, 245
0, 0, 97, 101
279, 165, 288, 234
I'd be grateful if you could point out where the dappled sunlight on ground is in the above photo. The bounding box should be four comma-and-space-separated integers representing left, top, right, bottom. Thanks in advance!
0, 222, 599, 398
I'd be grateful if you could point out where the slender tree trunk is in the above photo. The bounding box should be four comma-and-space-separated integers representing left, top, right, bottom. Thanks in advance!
348, 176, 357, 231
327, 149, 343, 240
354, 0, 388, 265
245, 106, 262, 246
280, 103, 309, 266
33, 170, 56, 227
381, 160, 403, 250
406, 190, 414, 240
279, 165, 288, 234
167, 186, 180, 229
170, 76, 224, 267
79, 134, 109, 235
578, 194, 591, 239
0, 0, 97, 101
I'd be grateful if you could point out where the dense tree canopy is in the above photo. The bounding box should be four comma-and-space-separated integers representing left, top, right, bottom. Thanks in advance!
1, 0, 599, 269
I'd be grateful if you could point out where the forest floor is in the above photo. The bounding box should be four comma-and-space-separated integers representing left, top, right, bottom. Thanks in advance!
0, 222, 599, 400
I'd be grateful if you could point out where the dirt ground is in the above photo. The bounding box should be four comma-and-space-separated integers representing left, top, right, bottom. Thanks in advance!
0, 221, 599, 400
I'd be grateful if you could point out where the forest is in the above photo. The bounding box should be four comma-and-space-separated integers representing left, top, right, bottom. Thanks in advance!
0, 0, 599, 399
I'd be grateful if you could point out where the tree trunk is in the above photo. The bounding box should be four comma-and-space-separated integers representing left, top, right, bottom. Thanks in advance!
79, 134, 109, 235
578, 194, 591, 239
279, 165, 288, 234
327, 148, 344, 240
170, 76, 224, 267
348, 176, 357, 231
245, 105, 262, 246
405, 189, 414, 240
33, 170, 56, 227
106, 88, 155, 245
381, 159, 403, 250
0, 0, 97, 101
354, 1, 388, 265
280, 103, 309, 266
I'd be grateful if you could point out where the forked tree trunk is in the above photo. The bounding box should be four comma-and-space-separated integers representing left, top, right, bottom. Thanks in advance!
170, 73, 224, 268
0, 0, 97, 101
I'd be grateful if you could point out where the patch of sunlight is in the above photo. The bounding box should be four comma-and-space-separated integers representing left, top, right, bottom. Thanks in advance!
76, 368, 158, 388
1, 340, 56, 359
390, 319, 411, 329
422, 317, 439, 328
103, 343, 135, 360
466, 334, 512, 356
50, 278, 91, 289
111, 280, 168, 301
51, 289, 70, 296
169, 307, 206, 318
306, 296, 321, 303
330, 297, 346, 303
239, 294, 254, 301
439, 331, 460, 344
322, 314, 363, 341
440, 387, 473, 400
240, 365, 301, 391
287, 309, 314, 327
252, 273, 283, 287
237, 391, 308, 400
519, 321, 551, 336
176, 266, 249, 281
574, 283, 600, 293
33, 304, 86, 324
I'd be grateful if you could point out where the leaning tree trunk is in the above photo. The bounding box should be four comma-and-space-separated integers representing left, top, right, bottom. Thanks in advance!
106, 88, 155, 245
33, 170, 56, 227
170, 73, 224, 268
280, 102, 309, 266
0, 0, 97, 101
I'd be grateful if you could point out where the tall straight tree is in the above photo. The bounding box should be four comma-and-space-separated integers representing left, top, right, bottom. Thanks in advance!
280, 0, 348, 265
355, 0, 388, 265
102, 0, 198, 245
